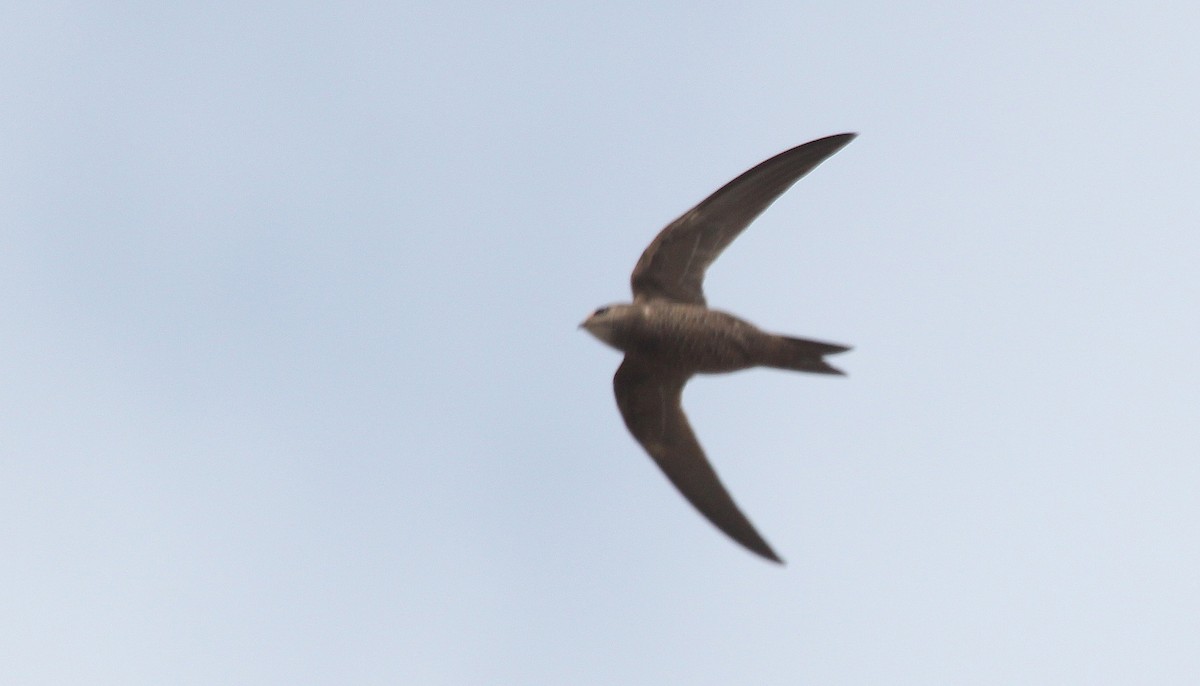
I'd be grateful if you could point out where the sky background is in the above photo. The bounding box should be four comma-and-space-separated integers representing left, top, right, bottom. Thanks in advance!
4, 2, 1200, 684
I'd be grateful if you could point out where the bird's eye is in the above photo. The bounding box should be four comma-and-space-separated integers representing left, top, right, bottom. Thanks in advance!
593, 306, 610, 316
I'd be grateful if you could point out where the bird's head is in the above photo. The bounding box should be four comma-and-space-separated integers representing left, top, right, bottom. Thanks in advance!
580, 303, 633, 349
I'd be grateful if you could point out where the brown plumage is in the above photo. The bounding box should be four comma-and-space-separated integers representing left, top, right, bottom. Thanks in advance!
581, 134, 855, 563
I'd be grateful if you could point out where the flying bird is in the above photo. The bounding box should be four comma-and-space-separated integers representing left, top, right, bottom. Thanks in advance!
581, 133, 855, 563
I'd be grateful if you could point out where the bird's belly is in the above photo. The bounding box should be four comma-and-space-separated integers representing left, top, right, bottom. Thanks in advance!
636, 316, 758, 373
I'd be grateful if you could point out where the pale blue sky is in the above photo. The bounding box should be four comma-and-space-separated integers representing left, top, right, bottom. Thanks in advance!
4, 2, 1200, 684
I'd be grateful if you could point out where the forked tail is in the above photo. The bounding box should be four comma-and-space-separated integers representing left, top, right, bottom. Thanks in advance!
762, 335, 851, 375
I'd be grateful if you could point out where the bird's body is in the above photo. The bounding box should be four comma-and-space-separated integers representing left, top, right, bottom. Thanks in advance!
586, 302, 757, 372
581, 133, 856, 563
587, 301, 846, 375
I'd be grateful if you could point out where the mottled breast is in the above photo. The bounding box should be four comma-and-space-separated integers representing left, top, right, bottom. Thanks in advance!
634, 302, 763, 373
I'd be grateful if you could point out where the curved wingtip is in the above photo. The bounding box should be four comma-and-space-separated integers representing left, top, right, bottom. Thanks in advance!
755, 542, 785, 565
730, 521, 784, 564
689, 492, 786, 564
822, 131, 858, 149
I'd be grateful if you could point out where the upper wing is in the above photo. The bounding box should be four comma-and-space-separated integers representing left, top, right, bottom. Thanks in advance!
613, 355, 782, 563
630, 133, 856, 305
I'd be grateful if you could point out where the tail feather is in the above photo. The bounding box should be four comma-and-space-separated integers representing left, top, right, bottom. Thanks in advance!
763, 335, 851, 375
